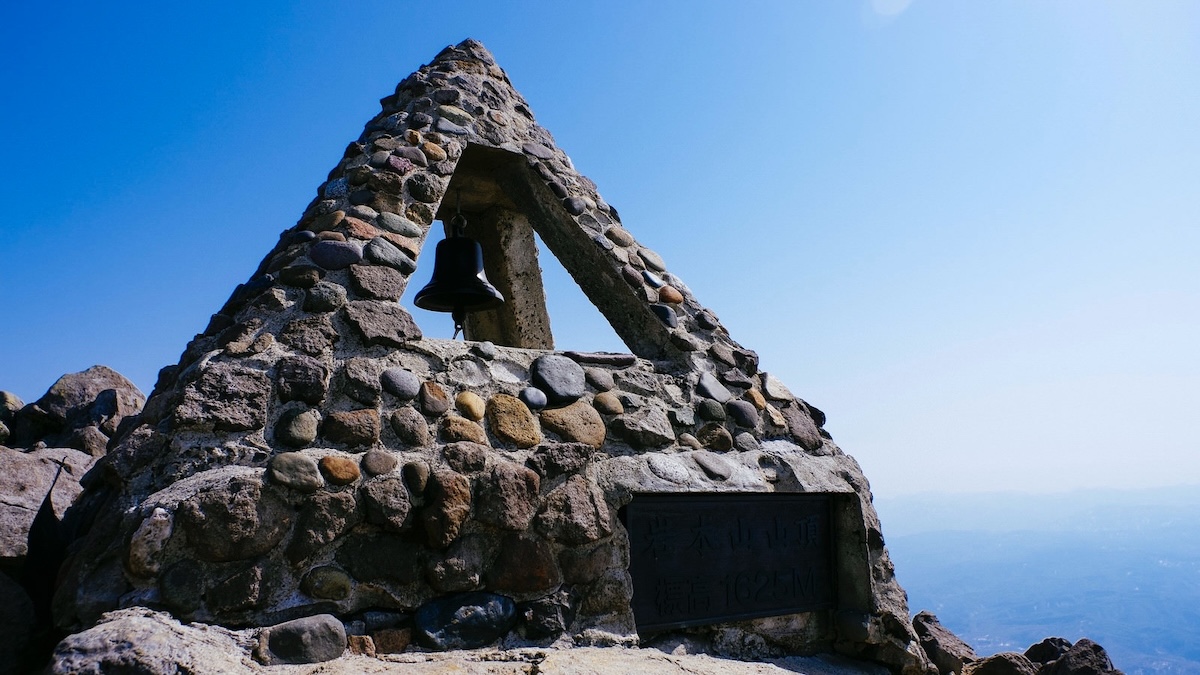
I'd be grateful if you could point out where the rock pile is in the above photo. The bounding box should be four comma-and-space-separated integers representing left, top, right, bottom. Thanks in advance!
965, 638, 1123, 675
4, 365, 144, 456
0, 366, 146, 674
913, 612, 1123, 675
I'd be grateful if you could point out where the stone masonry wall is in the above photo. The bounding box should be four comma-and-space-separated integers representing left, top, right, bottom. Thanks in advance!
54, 39, 930, 674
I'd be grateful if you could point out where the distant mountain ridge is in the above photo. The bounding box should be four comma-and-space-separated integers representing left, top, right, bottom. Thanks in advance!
876, 487, 1200, 675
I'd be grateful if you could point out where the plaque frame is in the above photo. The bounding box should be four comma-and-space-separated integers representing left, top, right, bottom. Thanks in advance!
622, 492, 840, 633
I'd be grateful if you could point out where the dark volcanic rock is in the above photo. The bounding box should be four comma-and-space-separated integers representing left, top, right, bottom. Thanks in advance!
287, 490, 360, 564
261, 614, 346, 665
343, 300, 421, 347
475, 461, 540, 531
279, 263, 324, 288
519, 589, 578, 640
276, 355, 330, 404
965, 652, 1038, 675
10, 365, 144, 451
302, 281, 346, 312
781, 402, 823, 452
527, 442, 592, 478
421, 469, 472, 548
349, 263, 406, 300
336, 532, 423, 584
361, 474, 413, 531
914, 611, 977, 675
280, 315, 339, 355
176, 475, 293, 563
1025, 637, 1072, 665
1043, 639, 1122, 675
485, 533, 561, 595
414, 592, 517, 650
426, 533, 494, 593
340, 357, 384, 405
175, 363, 270, 432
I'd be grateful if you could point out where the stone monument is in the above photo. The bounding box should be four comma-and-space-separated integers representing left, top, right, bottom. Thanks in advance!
51, 38, 931, 673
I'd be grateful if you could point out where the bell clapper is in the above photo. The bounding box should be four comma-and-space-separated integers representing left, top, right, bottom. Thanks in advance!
452, 307, 466, 340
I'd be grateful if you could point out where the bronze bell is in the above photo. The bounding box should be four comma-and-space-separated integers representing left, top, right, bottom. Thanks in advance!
413, 213, 505, 337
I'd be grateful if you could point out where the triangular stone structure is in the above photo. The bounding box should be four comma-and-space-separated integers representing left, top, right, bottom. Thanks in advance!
56, 39, 930, 673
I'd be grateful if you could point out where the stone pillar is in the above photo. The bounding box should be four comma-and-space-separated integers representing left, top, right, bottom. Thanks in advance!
462, 207, 554, 349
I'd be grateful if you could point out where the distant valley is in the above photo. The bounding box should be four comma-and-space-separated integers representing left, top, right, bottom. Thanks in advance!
875, 487, 1200, 675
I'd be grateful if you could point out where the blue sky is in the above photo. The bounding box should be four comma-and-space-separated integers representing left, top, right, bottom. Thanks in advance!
2, 1, 1196, 496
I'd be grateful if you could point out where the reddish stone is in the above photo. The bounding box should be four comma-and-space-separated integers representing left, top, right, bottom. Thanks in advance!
486, 534, 561, 594
372, 628, 412, 654
419, 381, 451, 416
322, 409, 381, 448
440, 415, 489, 445
422, 470, 471, 548
343, 216, 379, 240
476, 461, 540, 531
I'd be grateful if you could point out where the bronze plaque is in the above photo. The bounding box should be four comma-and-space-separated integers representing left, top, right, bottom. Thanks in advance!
623, 493, 836, 632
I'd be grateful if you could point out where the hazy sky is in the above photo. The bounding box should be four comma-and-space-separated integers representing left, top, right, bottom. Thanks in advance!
2, 2, 1196, 497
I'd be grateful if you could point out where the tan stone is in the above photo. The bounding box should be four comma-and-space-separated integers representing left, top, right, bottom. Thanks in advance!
697, 422, 733, 452
347, 634, 375, 657
486, 393, 541, 448
604, 226, 635, 246
455, 390, 486, 420
421, 141, 448, 162
318, 455, 361, 485
440, 415, 489, 445
658, 285, 684, 304
764, 404, 789, 432
372, 627, 411, 653
540, 400, 606, 448
308, 210, 345, 232
404, 129, 422, 144
592, 391, 624, 415
744, 388, 767, 411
